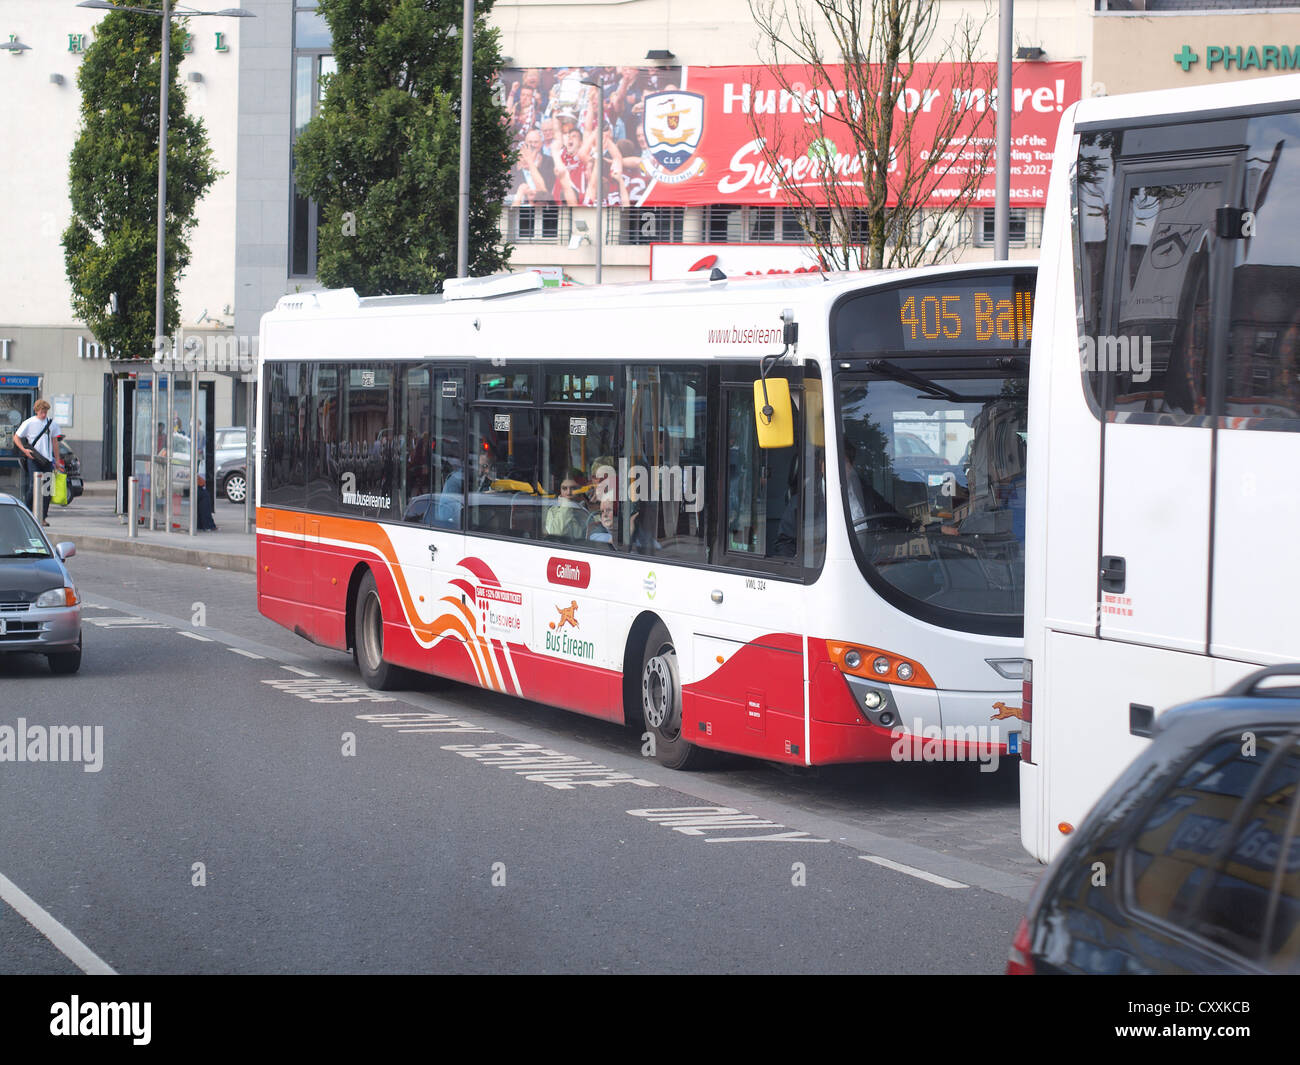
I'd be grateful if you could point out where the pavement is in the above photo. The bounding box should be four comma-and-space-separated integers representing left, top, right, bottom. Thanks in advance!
41, 479, 256, 574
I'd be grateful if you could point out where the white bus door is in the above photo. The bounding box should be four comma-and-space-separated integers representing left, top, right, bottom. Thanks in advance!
1097, 159, 1240, 655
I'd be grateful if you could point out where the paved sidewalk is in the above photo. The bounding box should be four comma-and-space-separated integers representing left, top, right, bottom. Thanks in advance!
45, 481, 256, 574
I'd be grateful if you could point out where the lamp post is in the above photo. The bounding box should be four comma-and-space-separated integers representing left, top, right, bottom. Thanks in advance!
456, 1, 473, 278
580, 78, 605, 284
76, 1, 253, 532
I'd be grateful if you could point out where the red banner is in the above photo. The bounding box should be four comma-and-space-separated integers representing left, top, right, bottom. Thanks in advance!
501, 62, 1080, 210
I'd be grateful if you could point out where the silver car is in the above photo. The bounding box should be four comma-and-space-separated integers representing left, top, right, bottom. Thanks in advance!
0, 492, 81, 673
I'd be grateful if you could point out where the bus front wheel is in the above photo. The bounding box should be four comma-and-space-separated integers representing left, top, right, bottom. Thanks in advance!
354, 570, 400, 691
639, 621, 707, 770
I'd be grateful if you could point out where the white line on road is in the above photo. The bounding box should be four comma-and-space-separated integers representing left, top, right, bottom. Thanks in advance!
859, 855, 969, 890
228, 647, 264, 660
0, 869, 116, 975
281, 666, 318, 677
177, 631, 212, 642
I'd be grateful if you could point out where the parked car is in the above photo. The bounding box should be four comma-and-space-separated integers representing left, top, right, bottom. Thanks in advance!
214, 426, 249, 503
1008, 665, 1300, 974
0, 492, 81, 673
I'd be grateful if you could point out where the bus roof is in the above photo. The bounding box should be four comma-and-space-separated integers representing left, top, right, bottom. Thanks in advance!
1070, 71, 1300, 131
261, 261, 1036, 362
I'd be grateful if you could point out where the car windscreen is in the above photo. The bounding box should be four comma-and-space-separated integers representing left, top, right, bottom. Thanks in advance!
0, 506, 51, 557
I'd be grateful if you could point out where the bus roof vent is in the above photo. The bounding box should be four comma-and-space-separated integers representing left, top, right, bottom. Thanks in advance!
442, 272, 545, 301
274, 289, 361, 312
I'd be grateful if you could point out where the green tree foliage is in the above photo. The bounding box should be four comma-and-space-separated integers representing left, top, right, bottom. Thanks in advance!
63, 12, 218, 359
295, 0, 513, 295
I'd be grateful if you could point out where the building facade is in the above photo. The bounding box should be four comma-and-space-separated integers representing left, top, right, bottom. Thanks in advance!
2, 0, 1298, 487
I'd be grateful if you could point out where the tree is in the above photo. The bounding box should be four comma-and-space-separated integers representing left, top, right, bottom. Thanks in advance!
294, 0, 513, 295
63, 11, 218, 360
748, 0, 995, 269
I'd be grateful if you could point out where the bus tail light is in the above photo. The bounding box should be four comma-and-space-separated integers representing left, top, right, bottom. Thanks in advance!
1020, 659, 1033, 764
827, 642, 935, 689
1006, 916, 1035, 975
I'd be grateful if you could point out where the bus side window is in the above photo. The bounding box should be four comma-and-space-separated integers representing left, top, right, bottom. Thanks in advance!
468, 407, 541, 540
725, 385, 802, 564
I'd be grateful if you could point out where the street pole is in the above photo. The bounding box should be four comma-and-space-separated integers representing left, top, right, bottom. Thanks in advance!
456, 0, 474, 278
994, 0, 1012, 259
155, 0, 170, 352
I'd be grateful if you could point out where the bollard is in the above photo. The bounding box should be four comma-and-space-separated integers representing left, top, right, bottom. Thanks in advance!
128, 476, 139, 538
32, 471, 47, 521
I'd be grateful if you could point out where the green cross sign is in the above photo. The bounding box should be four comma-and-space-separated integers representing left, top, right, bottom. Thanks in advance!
1174, 45, 1200, 71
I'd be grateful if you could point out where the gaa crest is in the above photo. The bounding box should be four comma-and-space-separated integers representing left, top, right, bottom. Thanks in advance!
643, 91, 706, 184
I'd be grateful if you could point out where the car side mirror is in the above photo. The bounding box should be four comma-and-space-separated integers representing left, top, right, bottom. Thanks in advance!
56, 542, 76, 560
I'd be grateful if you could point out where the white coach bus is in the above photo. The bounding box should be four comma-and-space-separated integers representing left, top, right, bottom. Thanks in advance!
256, 264, 1035, 771
1021, 74, 1300, 861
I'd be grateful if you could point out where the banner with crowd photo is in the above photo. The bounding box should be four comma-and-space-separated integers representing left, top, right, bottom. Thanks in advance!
501, 62, 1080, 210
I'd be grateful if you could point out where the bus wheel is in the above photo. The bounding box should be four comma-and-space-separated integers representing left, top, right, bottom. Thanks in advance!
354, 570, 399, 691
639, 622, 707, 770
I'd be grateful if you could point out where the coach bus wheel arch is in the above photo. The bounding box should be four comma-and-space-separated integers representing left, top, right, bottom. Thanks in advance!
352, 568, 401, 691
631, 617, 710, 771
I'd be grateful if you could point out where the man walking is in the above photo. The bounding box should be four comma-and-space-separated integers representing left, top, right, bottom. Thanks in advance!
12, 399, 62, 526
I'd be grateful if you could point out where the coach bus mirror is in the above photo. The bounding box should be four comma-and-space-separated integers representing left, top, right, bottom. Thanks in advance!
754, 378, 794, 449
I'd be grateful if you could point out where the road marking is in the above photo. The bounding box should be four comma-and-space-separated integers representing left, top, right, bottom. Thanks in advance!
228, 647, 264, 660
79, 602, 113, 610
445, 742, 657, 791
263, 677, 395, 704
281, 666, 318, 678
177, 631, 211, 642
628, 805, 829, 844
0, 869, 116, 975
84, 616, 167, 629
858, 855, 969, 889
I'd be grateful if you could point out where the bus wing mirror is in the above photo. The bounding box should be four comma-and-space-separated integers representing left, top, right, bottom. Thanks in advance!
754, 378, 794, 449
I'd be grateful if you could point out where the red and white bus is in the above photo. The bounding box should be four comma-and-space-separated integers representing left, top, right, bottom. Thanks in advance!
256, 264, 1034, 769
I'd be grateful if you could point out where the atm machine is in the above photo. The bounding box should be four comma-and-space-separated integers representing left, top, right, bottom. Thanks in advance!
0, 374, 41, 497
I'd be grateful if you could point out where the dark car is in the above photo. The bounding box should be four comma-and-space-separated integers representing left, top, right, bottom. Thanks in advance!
1009, 665, 1300, 974
0, 492, 82, 673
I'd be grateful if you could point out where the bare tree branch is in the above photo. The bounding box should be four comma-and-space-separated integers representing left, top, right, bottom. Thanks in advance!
747, 0, 995, 269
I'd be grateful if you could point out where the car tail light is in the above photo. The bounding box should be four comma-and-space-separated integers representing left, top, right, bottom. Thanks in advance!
1006, 916, 1035, 975
1020, 659, 1033, 764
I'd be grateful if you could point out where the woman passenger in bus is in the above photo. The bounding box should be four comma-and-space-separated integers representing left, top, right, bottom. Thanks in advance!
588, 498, 617, 546
545, 468, 588, 540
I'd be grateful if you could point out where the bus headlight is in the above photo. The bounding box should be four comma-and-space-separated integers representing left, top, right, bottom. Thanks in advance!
873, 655, 890, 675
844, 649, 862, 669
862, 690, 884, 710
896, 662, 914, 681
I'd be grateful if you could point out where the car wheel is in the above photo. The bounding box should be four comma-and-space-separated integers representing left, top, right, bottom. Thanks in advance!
48, 635, 82, 675
222, 471, 248, 503
353, 570, 400, 690
639, 621, 708, 770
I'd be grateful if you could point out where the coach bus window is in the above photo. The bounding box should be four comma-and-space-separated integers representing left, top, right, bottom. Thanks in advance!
838, 373, 1027, 626
541, 410, 619, 544
337, 364, 398, 520
477, 370, 533, 402
623, 366, 707, 563
468, 407, 542, 539
306, 362, 340, 512
546, 371, 616, 404
1223, 112, 1300, 429
263, 362, 309, 509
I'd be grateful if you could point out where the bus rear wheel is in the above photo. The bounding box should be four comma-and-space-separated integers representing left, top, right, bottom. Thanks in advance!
354, 570, 400, 691
639, 621, 707, 770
